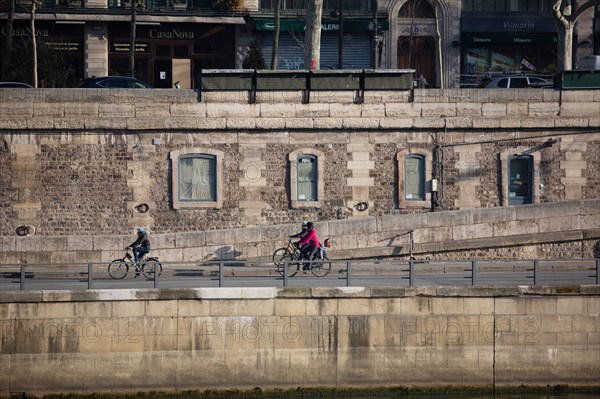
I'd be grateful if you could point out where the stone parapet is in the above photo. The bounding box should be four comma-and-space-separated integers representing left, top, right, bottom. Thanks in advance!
1, 88, 600, 130
0, 287, 598, 394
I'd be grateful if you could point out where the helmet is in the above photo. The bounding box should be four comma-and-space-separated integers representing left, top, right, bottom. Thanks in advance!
137, 228, 146, 234
301, 221, 308, 227
306, 222, 314, 229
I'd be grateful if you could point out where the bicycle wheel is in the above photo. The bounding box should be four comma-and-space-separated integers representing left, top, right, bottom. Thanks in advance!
278, 251, 299, 278
108, 259, 129, 279
311, 255, 331, 277
142, 260, 163, 280
272, 247, 288, 268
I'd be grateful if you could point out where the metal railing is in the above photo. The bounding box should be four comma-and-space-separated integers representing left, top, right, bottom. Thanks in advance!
1, 258, 598, 291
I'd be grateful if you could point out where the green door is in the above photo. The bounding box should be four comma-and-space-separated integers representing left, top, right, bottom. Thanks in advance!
508, 155, 533, 205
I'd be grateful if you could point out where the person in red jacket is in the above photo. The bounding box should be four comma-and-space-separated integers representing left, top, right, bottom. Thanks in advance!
296, 222, 320, 270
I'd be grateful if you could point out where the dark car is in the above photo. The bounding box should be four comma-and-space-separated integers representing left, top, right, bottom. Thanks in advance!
479, 74, 553, 88
77, 76, 152, 88
0, 82, 34, 88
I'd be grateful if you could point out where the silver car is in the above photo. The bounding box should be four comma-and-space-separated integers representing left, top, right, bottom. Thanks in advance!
479, 75, 553, 88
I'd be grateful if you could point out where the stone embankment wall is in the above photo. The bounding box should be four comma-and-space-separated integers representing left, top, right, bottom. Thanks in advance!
1, 286, 598, 395
0, 88, 599, 263
0, 199, 598, 264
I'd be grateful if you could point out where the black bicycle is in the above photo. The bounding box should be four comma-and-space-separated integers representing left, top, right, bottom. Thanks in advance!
272, 237, 332, 277
273, 238, 302, 277
108, 247, 163, 280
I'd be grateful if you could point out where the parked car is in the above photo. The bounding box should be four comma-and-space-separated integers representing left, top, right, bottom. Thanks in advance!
576, 55, 600, 70
479, 75, 553, 88
0, 82, 33, 88
77, 76, 152, 88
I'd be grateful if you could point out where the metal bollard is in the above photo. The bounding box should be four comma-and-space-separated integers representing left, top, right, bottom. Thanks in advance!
471, 260, 477, 286
533, 260, 539, 285
409, 259, 414, 287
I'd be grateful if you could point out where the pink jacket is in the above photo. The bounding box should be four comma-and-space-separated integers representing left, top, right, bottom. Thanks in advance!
298, 229, 320, 248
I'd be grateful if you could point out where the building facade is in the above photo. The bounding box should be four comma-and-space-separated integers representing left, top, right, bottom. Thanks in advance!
1, 0, 599, 88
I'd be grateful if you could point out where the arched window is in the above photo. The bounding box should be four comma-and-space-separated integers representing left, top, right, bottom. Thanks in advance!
404, 154, 425, 201
179, 154, 216, 202
398, 0, 435, 18
397, 150, 432, 209
297, 155, 318, 201
289, 148, 324, 208
170, 148, 224, 209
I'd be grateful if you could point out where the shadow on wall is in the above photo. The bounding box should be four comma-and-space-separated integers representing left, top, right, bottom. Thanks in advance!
211, 245, 242, 261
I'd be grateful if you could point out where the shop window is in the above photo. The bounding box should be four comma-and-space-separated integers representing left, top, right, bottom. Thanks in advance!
170, 148, 223, 209
397, 150, 432, 209
399, 0, 435, 18
289, 149, 324, 208
156, 45, 170, 57
462, 0, 553, 13
174, 45, 189, 57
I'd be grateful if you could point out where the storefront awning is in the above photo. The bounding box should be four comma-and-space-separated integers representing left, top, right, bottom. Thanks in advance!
251, 17, 388, 32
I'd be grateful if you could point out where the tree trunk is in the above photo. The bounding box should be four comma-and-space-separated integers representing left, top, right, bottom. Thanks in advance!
30, 0, 38, 88
551, 0, 600, 72
304, 0, 323, 70
270, 0, 281, 69
1, 0, 15, 80
129, 3, 137, 77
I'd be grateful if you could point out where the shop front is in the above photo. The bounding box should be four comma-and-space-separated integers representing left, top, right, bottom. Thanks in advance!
108, 22, 236, 88
252, 17, 387, 70
461, 13, 557, 83
0, 20, 84, 86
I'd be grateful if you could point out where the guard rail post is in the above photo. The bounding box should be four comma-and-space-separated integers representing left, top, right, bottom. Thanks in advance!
471, 260, 477, 285
20, 261, 26, 291
409, 259, 414, 287
346, 261, 352, 287
153, 264, 159, 289
88, 263, 93, 289
533, 260, 539, 285
219, 262, 224, 287
283, 261, 289, 287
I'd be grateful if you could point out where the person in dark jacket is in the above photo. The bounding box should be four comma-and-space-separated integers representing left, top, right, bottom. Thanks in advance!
289, 221, 309, 240
129, 228, 151, 263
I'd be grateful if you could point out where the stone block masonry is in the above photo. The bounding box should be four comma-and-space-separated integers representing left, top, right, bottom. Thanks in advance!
0, 286, 598, 394
0, 89, 599, 263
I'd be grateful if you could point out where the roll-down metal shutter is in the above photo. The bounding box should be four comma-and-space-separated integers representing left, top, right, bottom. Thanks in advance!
261, 33, 371, 70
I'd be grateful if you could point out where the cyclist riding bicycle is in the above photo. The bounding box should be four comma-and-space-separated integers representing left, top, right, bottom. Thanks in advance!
296, 222, 320, 270
129, 227, 151, 262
